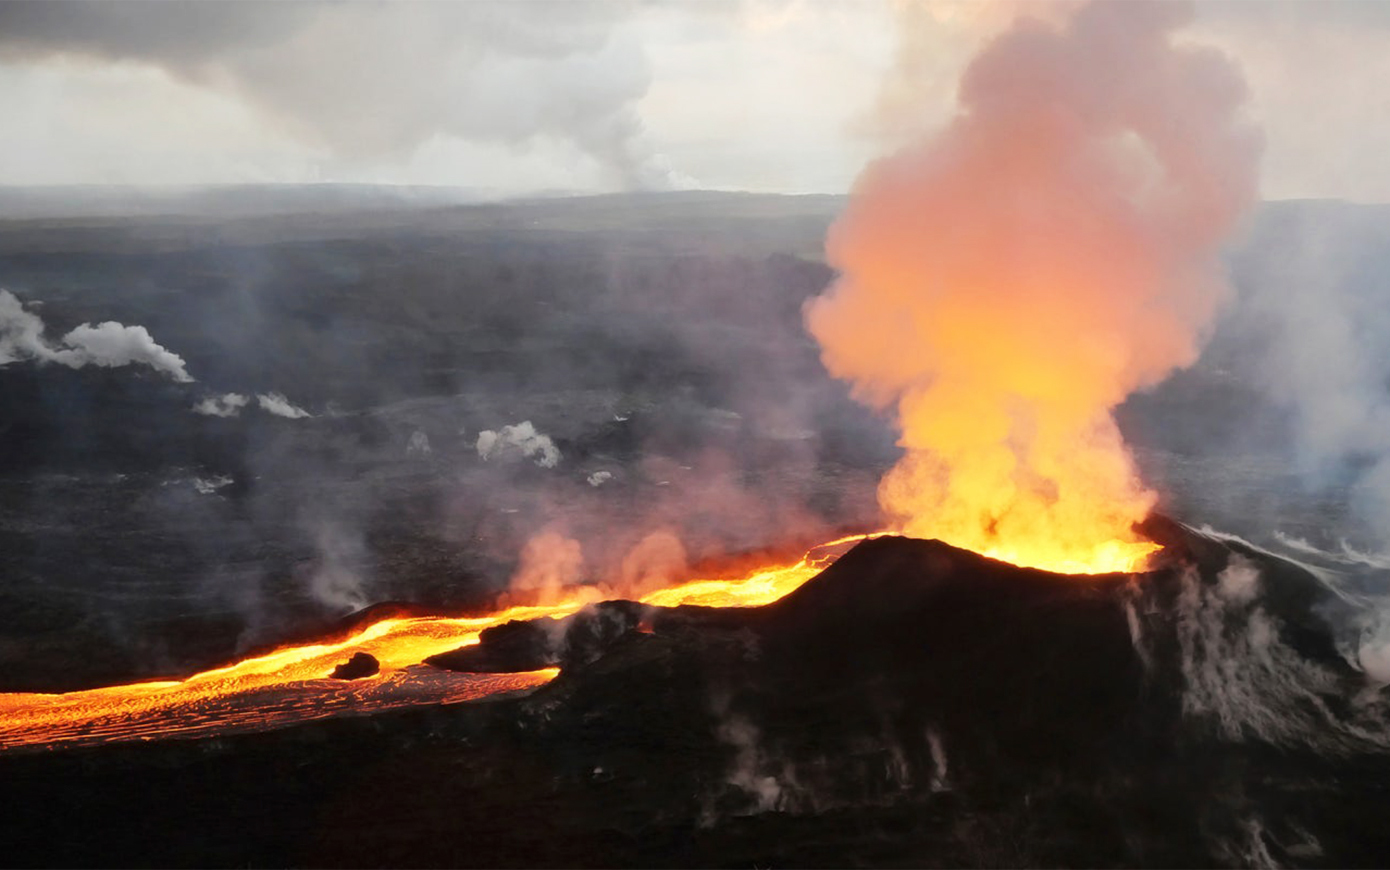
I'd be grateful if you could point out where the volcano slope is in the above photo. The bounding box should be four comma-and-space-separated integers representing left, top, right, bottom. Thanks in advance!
3, 519, 1388, 868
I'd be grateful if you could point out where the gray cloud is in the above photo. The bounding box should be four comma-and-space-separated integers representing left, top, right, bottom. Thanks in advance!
0, 1, 310, 63
0, 0, 676, 189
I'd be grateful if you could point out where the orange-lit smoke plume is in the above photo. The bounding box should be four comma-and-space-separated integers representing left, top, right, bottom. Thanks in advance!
807, 1, 1261, 574
505, 526, 690, 606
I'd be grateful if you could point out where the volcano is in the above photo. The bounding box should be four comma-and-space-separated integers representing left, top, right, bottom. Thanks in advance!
2, 519, 1386, 868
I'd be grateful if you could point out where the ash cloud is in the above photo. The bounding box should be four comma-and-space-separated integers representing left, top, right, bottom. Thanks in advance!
0, 0, 678, 190
0, 289, 193, 382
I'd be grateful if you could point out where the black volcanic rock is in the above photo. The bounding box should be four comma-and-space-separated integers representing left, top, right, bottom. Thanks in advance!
516, 535, 1163, 802
427, 600, 650, 674
329, 652, 379, 680
558, 600, 646, 669
5, 524, 1390, 869
426, 619, 558, 673
416, 526, 1379, 866
752, 537, 1152, 767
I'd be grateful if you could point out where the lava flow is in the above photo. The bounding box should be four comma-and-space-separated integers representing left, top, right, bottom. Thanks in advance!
0, 534, 877, 752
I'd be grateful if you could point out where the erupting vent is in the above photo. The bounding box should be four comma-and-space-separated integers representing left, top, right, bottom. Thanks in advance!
804, 1, 1258, 575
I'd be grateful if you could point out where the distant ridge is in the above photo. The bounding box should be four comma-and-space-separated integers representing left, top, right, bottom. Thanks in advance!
0, 184, 849, 221
0, 183, 504, 220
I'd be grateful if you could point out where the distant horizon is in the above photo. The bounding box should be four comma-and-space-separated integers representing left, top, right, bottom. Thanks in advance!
0, 181, 1381, 202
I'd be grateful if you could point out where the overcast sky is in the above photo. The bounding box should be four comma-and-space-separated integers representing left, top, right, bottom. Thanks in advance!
0, 0, 1386, 201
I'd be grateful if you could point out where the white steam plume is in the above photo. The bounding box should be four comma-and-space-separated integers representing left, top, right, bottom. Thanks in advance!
193, 475, 234, 495
0, 290, 49, 363
256, 392, 311, 419
302, 521, 371, 613
406, 430, 432, 456
476, 421, 561, 468
0, 289, 193, 382
193, 393, 249, 417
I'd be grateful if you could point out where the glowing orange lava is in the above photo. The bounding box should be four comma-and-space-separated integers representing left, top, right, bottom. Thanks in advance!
0, 534, 877, 752
803, 1, 1255, 577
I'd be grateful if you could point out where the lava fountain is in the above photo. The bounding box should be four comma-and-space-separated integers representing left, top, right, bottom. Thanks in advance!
806, 0, 1261, 574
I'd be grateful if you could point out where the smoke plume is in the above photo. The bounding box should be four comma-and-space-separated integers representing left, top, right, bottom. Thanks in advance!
806, 1, 1261, 572
0, 289, 193, 382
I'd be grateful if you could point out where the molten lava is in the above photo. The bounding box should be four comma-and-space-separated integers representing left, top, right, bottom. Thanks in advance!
804, 2, 1259, 576
0, 534, 875, 752
880, 439, 1162, 574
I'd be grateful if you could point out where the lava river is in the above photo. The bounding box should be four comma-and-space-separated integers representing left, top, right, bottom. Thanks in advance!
0, 534, 880, 752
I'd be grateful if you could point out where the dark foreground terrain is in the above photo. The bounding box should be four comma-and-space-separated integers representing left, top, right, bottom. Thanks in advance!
3, 522, 1387, 868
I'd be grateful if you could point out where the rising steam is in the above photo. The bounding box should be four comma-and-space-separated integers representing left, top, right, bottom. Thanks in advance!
193, 393, 249, 417
477, 421, 561, 468
509, 528, 584, 603
806, 1, 1261, 573
256, 392, 312, 419
0, 289, 193, 382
